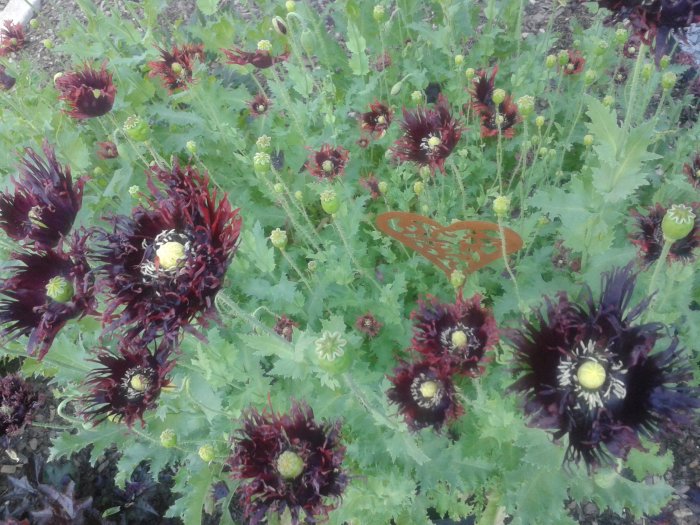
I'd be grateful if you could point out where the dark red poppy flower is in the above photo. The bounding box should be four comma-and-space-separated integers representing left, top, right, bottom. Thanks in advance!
392, 94, 463, 175
274, 315, 298, 342
0, 233, 96, 360
387, 360, 463, 431
510, 265, 700, 470
682, 154, 700, 189
552, 240, 582, 273
0, 141, 85, 250
374, 52, 392, 71
622, 35, 642, 59
222, 46, 289, 69
0, 65, 16, 90
93, 161, 242, 343
0, 21, 25, 56
478, 95, 520, 139
147, 44, 205, 93
630, 203, 699, 266
355, 312, 382, 338
83, 339, 175, 427
356, 136, 370, 149
228, 401, 347, 525
612, 65, 629, 84
360, 101, 393, 138
561, 50, 585, 75
96, 141, 118, 160
411, 293, 497, 376
359, 174, 381, 200
55, 63, 116, 119
0, 374, 42, 439
305, 144, 350, 181
249, 93, 272, 117
469, 66, 498, 116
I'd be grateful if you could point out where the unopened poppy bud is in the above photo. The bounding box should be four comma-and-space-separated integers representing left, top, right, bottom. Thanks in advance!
373, 5, 386, 22
538, 147, 548, 158
186, 140, 197, 154
450, 269, 466, 289
320, 190, 340, 214
641, 63, 653, 81
627, 46, 636, 56
294, 190, 303, 202
516, 95, 534, 117
160, 429, 177, 448
93, 167, 104, 177
492, 88, 506, 105
273, 182, 284, 193
419, 166, 431, 180
43, 39, 53, 49
270, 228, 288, 249
198, 445, 215, 463
659, 55, 671, 69
272, 16, 287, 35
29, 19, 38, 29
661, 204, 696, 241
257, 40, 272, 52
410, 90, 423, 103
128, 185, 140, 198
256, 134, 272, 152
123, 116, 150, 142
413, 181, 424, 196
584, 70, 597, 85
465, 67, 475, 79
300, 29, 314, 54
583, 134, 594, 147
454, 54, 464, 66
390, 80, 403, 96
535, 115, 545, 128
286, 0, 296, 12
602, 95, 614, 107
615, 28, 628, 45
661, 72, 677, 91
493, 195, 510, 218
557, 50, 569, 66
595, 40, 608, 56
45, 277, 74, 303
378, 181, 388, 194
253, 152, 271, 174
545, 54, 556, 69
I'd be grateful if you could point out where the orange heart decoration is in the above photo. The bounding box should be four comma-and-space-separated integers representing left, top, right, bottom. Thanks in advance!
376, 212, 523, 276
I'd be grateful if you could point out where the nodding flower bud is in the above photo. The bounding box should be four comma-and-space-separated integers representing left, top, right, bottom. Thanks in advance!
535, 115, 545, 128
538, 147, 549, 158
413, 181, 424, 196
390, 80, 403, 96
516, 95, 534, 117
465, 67, 475, 80
272, 16, 287, 35
45, 276, 74, 303
270, 228, 288, 250
661, 204, 696, 241
641, 63, 653, 81
410, 90, 423, 103
454, 54, 464, 66
492, 88, 506, 105
602, 95, 614, 107
123, 116, 151, 142
320, 190, 340, 214
583, 134, 594, 147
450, 269, 466, 289
186, 140, 197, 154
253, 152, 271, 174
584, 70, 597, 85
285, 0, 296, 12
257, 40, 272, 52
378, 181, 388, 194
373, 5, 386, 22
615, 28, 628, 45
661, 72, 677, 91
198, 445, 216, 463
659, 55, 671, 69
557, 50, 569, 66
545, 55, 556, 69
160, 429, 177, 448
493, 195, 511, 218
300, 29, 314, 53
256, 134, 272, 152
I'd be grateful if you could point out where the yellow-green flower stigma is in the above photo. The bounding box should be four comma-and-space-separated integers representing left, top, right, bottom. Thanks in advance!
315, 331, 347, 361
450, 330, 469, 349
45, 277, 74, 303
92, 88, 102, 99
419, 380, 439, 400
322, 160, 334, 173
129, 373, 148, 393
171, 62, 184, 75
277, 450, 304, 480
257, 40, 272, 52
577, 360, 606, 390
156, 241, 186, 270
377, 115, 386, 125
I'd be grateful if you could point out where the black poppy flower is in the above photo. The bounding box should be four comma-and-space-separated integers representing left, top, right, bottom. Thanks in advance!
360, 101, 393, 138
0, 21, 25, 56
387, 360, 463, 431
356, 136, 370, 149
478, 95, 520, 139
0, 233, 96, 360
0, 374, 42, 439
274, 315, 298, 342
510, 265, 700, 469
411, 293, 498, 376
228, 401, 347, 525
630, 203, 699, 266
222, 40, 289, 69
96, 141, 118, 160
0, 141, 85, 249
93, 161, 242, 343
355, 312, 382, 338
374, 52, 392, 72
55, 62, 116, 119
622, 35, 642, 59
249, 93, 272, 117
83, 339, 175, 427
683, 154, 700, 189
0, 65, 16, 90
469, 66, 498, 117
392, 94, 463, 175
305, 144, 350, 181
561, 50, 585, 75
359, 174, 381, 200
147, 43, 205, 93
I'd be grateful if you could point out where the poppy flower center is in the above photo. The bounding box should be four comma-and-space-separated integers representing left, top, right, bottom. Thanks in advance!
451, 330, 468, 349
45, 276, 74, 303
156, 241, 186, 270
410, 373, 445, 409
257, 104, 266, 112
141, 230, 191, 280
122, 367, 153, 398
440, 323, 478, 357
92, 88, 102, 98
376, 115, 387, 125
423, 134, 442, 151
322, 160, 334, 173
577, 361, 606, 390
276, 450, 304, 480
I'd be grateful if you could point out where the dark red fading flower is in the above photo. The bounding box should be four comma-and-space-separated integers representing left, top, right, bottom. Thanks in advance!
93, 161, 242, 343
630, 203, 699, 267
228, 401, 347, 525
359, 174, 381, 200
0, 141, 85, 249
222, 46, 289, 69
0, 374, 42, 439
360, 101, 393, 138
274, 315, 298, 342
622, 35, 642, 59
0, 21, 25, 56
0, 65, 16, 90
0, 233, 96, 360
552, 239, 582, 273
561, 50, 585, 75
305, 144, 350, 181
392, 94, 463, 175
469, 66, 498, 116
411, 293, 497, 376
374, 52, 392, 71
249, 93, 272, 117
83, 339, 175, 427
55, 63, 116, 119
356, 136, 370, 149
682, 154, 700, 189
355, 312, 382, 338
478, 95, 520, 139
96, 141, 118, 160
612, 65, 629, 84
509, 265, 700, 470
147, 44, 205, 93
387, 360, 463, 431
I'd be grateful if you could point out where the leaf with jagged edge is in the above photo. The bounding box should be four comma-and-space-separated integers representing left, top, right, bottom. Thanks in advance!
626, 442, 674, 481
346, 22, 369, 76
165, 463, 217, 525
49, 423, 126, 466
505, 466, 578, 525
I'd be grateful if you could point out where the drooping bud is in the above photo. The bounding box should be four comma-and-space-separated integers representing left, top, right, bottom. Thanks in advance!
272, 16, 287, 36
661, 204, 695, 241
390, 80, 403, 96
270, 228, 288, 250
45, 276, 74, 303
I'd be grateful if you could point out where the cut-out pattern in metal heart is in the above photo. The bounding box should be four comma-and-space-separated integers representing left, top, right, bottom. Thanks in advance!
376, 212, 524, 276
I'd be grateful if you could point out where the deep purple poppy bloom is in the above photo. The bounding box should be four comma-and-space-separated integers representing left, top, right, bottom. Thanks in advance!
411, 293, 498, 376
682, 154, 700, 189
387, 360, 463, 431
147, 43, 205, 93
274, 315, 298, 342
0, 374, 42, 439
55, 62, 116, 119
249, 93, 272, 117
392, 94, 463, 175
222, 47, 289, 69
510, 265, 700, 470
96, 141, 119, 160
355, 312, 382, 338
82, 339, 175, 427
469, 66, 498, 117
630, 203, 699, 266
0, 21, 25, 56
0, 141, 85, 249
561, 50, 586, 75
305, 144, 350, 181
478, 95, 520, 139
360, 101, 393, 138
93, 161, 242, 343
0, 233, 96, 360
0, 65, 16, 90
359, 174, 381, 200
228, 401, 347, 525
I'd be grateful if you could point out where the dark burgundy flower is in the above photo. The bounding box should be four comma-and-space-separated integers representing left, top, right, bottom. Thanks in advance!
0, 141, 85, 249
359, 174, 381, 200
0, 374, 41, 438
612, 65, 629, 84
274, 315, 298, 342
93, 161, 242, 343
392, 94, 463, 175
411, 293, 497, 376
96, 141, 118, 160
360, 101, 393, 138
82, 339, 174, 427
355, 312, 382, 338
222, 45, 289, 69
469, 66, 498, 116
249, 93, 272, 117
510, 265, 700, 470
0, 65, 16, 90
561, 50, 585, 75
552, 239, 582, 273
356, 136, 370, 149
0, 233, 96, 360
387, 360, 462, 431
147, 43, 205, 93
478, 95, 520, 139
630, 203, 699, 266
374, 52, 392, 71
622, 36, 642, 59
228, 401, 347, 525
0, 21, 25, 56
682, 154, 700, 189
305, 144, 349, 181
55, 63, 116, 119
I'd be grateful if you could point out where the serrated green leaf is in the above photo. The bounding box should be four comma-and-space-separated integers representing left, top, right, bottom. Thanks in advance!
196, 0, 219, 16
346, 22, 369, 76
626, 443, 674, 481
166, 464, 216, 525
239, 221, 276, 275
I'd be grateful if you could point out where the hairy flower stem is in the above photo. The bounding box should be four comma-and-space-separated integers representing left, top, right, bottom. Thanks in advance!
448, 157, 467, 217
645, 238, 672, 316
280, 249, 313, 292
333, 218, 382, 292
515, 0, 525, 55
272, 169, 323, 248
268, 66, 306, 137
622, 43, 646, 138
342, 373, 397, 430
215, 293, 287, 341
495, 120, 504, 194
497, 217, 524, 311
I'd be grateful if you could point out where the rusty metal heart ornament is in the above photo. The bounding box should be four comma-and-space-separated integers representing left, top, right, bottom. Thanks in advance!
376, 212, 523, 276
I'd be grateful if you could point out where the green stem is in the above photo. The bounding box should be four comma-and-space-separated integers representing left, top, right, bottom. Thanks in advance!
622, 43, 646, 137
646, 238, 672, 299
448, 157, 467, 218
515, 0, 525, 55
497, 218, 524, 311
280, 249, 313, 292
333, 218, 382, 292
214, 293, 286, 341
